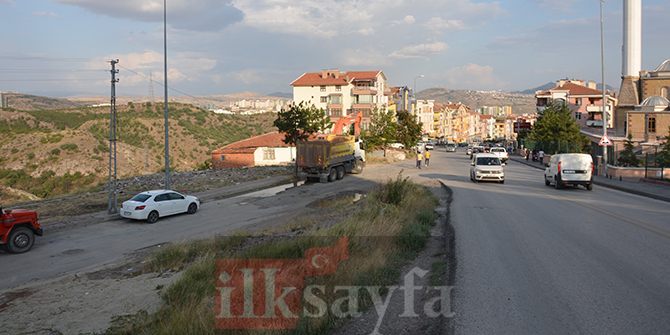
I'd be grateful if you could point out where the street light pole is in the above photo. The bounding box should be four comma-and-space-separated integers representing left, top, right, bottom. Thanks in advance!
164, 0, 170, 189
600, 0, 608, 176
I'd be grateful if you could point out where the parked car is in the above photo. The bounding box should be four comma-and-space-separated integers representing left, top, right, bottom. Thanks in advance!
120, 190, 200, 223
466, 145, 473, 155
544, 153, 594, 190
470, 153, 505, 183
470, 146, 484, 157
389, 143, 405, 149
446, 143, 457, 152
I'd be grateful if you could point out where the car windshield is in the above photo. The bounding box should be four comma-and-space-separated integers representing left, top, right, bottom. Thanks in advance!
130, 194, 151, 202
477, 157, 500, 165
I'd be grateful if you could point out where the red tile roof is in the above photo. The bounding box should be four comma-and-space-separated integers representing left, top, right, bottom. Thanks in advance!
538, 82, 603, 96
211, 132, 291, 154
290, 70, 384, 86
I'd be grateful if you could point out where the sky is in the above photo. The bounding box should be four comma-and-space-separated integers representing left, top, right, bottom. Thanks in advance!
1, 0, 669, 98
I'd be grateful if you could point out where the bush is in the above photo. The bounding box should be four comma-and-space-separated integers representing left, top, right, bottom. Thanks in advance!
60, 143, 78, 151
50, 148, 61, 155
10, 148, 19, 154
27, 152, 35, 159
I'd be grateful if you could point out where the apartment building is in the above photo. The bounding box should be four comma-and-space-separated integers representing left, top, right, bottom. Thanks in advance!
290, 69, 390, 131
535, 79, 617, 129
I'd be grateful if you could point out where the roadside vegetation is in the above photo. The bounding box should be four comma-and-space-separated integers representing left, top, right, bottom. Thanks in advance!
99, 172, 440, 335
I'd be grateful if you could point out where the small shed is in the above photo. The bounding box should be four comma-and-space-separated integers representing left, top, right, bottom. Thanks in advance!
211, 132, 296, 169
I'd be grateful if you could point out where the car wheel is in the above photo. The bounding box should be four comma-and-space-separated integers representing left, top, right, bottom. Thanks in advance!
352, 160, 364, 174
147, 210, 159, 223
545, 175, 550, 186
586, 183, 593, 191
500, 180, 505, 184
336, 166, 345, 180
554, 175, 563, 189
6, 227, 35, 254
328, 168, 337, 182
187, 203, 198, 214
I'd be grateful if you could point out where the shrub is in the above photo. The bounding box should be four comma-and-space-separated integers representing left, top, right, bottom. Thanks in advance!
10, 148, 18, 154
50, 148, 61, 155
27, 152, 35, 159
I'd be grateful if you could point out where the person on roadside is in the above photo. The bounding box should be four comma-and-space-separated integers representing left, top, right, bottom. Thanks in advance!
424, 150, 430, 168
526, 148, 530, 161
416, 152, 423, 169
538, 149, 545, 165
532, 148, 538, 162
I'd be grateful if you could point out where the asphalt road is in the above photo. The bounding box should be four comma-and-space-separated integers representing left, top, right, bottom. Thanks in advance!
441, 149, 670, 334
2, 147, 669, 335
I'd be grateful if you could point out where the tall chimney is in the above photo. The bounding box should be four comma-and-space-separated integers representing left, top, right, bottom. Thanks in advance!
623, 0, 641, 78
322, 69, 328, 79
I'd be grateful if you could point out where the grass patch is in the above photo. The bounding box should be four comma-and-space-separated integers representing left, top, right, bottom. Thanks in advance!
101, 173, 440, 335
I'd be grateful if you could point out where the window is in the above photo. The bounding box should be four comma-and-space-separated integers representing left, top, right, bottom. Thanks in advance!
320, 96, 327, 103
575, 112, 582, 120
575, 98, 581, 105
221, 155, 225, 161
661, 86, 670, 100
168, 193, 184, 200
335, 85, 341, 92
330, 109, 342, 116
263, 148, 275, 160
330, 95, 342, 104
648, 117, 656, 133
320, 85, 326, 92
356, 95, 372, 104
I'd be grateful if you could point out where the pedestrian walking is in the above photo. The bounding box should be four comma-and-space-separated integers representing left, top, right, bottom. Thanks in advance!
416, 152, 423, 169
538, 149, 545, 165
424, 150, 430, 167
525, 148, 529, 161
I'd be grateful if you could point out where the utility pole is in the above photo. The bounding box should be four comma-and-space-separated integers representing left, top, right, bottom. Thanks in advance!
149, 70, 155, 103
108, 59, 119, 214
163, 0, 170, 190
600, 0, 608, 176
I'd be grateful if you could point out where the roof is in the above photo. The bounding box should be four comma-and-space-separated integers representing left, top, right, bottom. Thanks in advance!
639, 95, 669, 107
211, 132, 292, 154
653, 59, 670, 72
537, 82, 604, 96
290, 70, 384, 86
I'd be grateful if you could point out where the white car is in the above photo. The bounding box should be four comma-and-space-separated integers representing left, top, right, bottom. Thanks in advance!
470, 153, 505, 183
544, 153, 594, 190
446, 143, 457, 152
120, 190, 200, 223
425, 142, 435, 150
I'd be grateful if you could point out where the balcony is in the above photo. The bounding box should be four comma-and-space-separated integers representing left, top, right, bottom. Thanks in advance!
352, 86, 378, 95
586, 105, 611, 112
586, 120, 604, 127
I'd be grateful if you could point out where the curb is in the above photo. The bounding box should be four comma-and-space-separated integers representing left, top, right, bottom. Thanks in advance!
508, 155, 670, 203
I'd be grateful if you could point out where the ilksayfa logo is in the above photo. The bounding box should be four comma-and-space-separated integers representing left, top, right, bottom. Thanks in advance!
215, 236, 453, 330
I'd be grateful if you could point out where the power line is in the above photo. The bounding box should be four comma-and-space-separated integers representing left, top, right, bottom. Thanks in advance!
0, 78, 102, 82
116, 64, 201, 103
0, 55, 105, 62
0, 69, 107, 73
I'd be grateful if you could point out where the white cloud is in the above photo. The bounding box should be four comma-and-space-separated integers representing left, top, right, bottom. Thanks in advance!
424, 17, 465, 33
340, 49, 392, 67
50, 12, 59, 17
227, 69, 265, 85
392, 15, 415, 26
0, 0, 15, 6
441, 63, 509, 90
52, 0, 243, 31
32, 12, 47, 16
90, 50, 216, 86
389, 41, 448, 60
535, 0, 582, 13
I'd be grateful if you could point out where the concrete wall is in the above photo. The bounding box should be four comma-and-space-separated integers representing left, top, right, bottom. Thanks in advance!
212, 152, 255, 169
607, 165, 670, 179
253, 147, 296, 166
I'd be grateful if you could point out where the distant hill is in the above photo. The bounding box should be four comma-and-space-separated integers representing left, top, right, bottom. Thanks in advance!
2, 93, 88, 111
416, 87, 537, 115
513, 82, 618, 95
267, 92, 292, 98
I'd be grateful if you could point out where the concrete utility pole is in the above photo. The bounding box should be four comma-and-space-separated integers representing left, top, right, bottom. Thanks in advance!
108, 59, 119, 214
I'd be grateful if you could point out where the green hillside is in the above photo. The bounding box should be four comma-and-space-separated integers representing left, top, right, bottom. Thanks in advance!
0, 102, 277, 203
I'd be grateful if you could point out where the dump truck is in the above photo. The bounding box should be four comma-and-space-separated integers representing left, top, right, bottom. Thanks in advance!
297, 135, 366, 182
1, 205, 42, 253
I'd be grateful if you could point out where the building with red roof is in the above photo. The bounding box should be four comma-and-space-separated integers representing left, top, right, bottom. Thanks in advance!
210, 132, 297, 169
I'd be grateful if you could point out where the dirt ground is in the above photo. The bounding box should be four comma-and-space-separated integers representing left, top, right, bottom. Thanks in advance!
0, 164, 454, 335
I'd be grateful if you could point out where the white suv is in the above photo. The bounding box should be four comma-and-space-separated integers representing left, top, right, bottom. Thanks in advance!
470, 153, 505, 183
489, 147, 509, 164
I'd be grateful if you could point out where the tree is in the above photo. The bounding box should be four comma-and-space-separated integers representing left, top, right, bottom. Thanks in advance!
273, 101, 331, 182
395, 110, 422, 151
656, 126, 670, 173
617, 133, 640, 167
528, 100, 589, 150
361, 106, 397, 148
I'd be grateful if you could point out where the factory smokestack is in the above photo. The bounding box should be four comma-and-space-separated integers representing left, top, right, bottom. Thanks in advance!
622, 0, 641, 78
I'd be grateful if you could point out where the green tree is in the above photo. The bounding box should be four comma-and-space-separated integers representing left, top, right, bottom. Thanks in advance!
395, 110, 422, 151
528, 100, 588, 149
617, 133, 640, 167
656, 126, 670, 172
273, 102, 331, 182
361, 106, 397, 148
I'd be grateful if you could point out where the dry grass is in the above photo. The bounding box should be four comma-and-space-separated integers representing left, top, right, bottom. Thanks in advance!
99, 173, 440, 335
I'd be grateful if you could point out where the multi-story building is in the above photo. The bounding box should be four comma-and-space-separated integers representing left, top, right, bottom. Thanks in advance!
290, 69, 390, 131
416, 100, 435, 135
535, 79, 617, 130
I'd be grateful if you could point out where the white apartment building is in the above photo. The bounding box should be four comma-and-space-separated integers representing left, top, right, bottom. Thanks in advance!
416, 100, 435, 135
291, 69, 390, 131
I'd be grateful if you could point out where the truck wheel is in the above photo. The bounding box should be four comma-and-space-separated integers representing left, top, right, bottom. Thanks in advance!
6, 227, 35, 254
336, 166, 345, 180
328, 168, 337, 182
187, 203, 198, 214
147, 210, 159, 223
352, 160, 363, 174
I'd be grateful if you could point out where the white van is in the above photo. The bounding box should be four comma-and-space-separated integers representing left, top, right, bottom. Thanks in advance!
544, 153, 594, 190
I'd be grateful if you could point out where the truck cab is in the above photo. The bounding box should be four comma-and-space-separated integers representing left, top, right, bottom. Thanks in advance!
1, 205, 42, 253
